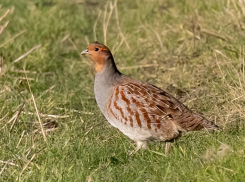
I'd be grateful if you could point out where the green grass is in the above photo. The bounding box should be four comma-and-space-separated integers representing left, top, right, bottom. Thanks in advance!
1, 0, 245, 181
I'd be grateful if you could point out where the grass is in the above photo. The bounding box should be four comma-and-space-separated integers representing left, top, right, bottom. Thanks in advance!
0, 0, 245, 181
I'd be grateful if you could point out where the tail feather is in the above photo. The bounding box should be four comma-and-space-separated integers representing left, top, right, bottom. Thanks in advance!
175, 113, 220, 132
201, 116, 220, 131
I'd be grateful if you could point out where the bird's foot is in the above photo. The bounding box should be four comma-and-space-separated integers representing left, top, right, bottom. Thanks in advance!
129, 141, 148, 155
165, 142, 171, 154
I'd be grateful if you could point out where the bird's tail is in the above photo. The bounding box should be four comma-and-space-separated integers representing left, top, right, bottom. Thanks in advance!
193, 113, 220, 131
175, 113, 220, 132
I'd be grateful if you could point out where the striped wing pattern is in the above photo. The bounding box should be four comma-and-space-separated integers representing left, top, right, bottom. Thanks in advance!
106, 82, 188, 133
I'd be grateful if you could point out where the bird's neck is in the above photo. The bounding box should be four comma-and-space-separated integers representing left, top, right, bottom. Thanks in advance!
94, 58, 122, 112
95, 58, 122, 86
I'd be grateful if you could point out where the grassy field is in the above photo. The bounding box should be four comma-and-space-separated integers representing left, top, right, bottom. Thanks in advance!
1, 0, 245, 181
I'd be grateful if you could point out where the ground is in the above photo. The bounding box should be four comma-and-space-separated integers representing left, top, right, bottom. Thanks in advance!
0, 0, 245, 181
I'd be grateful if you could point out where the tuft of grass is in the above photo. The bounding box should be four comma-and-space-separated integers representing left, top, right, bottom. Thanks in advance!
0, 0, 245, 181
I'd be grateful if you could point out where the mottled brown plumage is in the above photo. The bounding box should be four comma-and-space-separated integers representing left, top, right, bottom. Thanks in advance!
81, 41, 219, 154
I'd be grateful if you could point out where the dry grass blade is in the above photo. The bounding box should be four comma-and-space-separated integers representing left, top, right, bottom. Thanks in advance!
201, 28, 227, 41
24, 71, 47, 141
0, 160, 9, 176
19, 154, 36, 177
0, 29, 26, 48
0, 112, 9, 122
120, 64, 159, 70
0, 9, 10, 22
103, 1, 115, 45
21, 86, 56, 118
112, 34, 123, 53
36, 85, 56, 99
61, 34, 70, 42
10, 68, 37, 74
85, 35, 89, 45
14, 44, 41, 63
2, 74, 34, 81
7, 104, 23, 124
0, 160, 18, 167
149, 25, 165, 51
0, 9, 10, 35
114, 0, 130, 51
22, 111, 69, 119
0, 21, 9, 34
10, 103, 25, 131
55, 107, 94, 115
84, 122, 103, 136
16, 130, 26, 148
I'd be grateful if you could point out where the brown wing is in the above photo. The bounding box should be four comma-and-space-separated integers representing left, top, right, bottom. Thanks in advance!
106, 81, 218, 132
106, 81, 183, 131
137, 83, 218, 131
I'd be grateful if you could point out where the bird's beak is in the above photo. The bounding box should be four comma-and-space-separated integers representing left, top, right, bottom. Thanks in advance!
81, 49, 88, 55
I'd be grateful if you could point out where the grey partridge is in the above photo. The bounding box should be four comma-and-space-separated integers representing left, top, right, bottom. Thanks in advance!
81, 41, 219, 154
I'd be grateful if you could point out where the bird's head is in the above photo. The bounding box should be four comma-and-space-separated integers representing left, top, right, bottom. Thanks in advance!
81, 41, 114, 73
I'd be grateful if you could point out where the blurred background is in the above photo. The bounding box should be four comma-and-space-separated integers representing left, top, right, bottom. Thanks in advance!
0, 0, 245, 181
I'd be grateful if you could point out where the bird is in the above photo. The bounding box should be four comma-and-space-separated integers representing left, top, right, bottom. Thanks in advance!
81, 41, 219, 154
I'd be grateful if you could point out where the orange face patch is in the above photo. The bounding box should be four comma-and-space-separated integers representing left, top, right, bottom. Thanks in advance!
86, 42, 112, 73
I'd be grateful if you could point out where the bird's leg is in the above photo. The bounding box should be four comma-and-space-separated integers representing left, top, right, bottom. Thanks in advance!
165, 142, 171, 154
129, 141, 148, 155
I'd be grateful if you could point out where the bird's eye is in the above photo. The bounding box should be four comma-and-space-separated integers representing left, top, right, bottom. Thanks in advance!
94, 48, 99, 51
